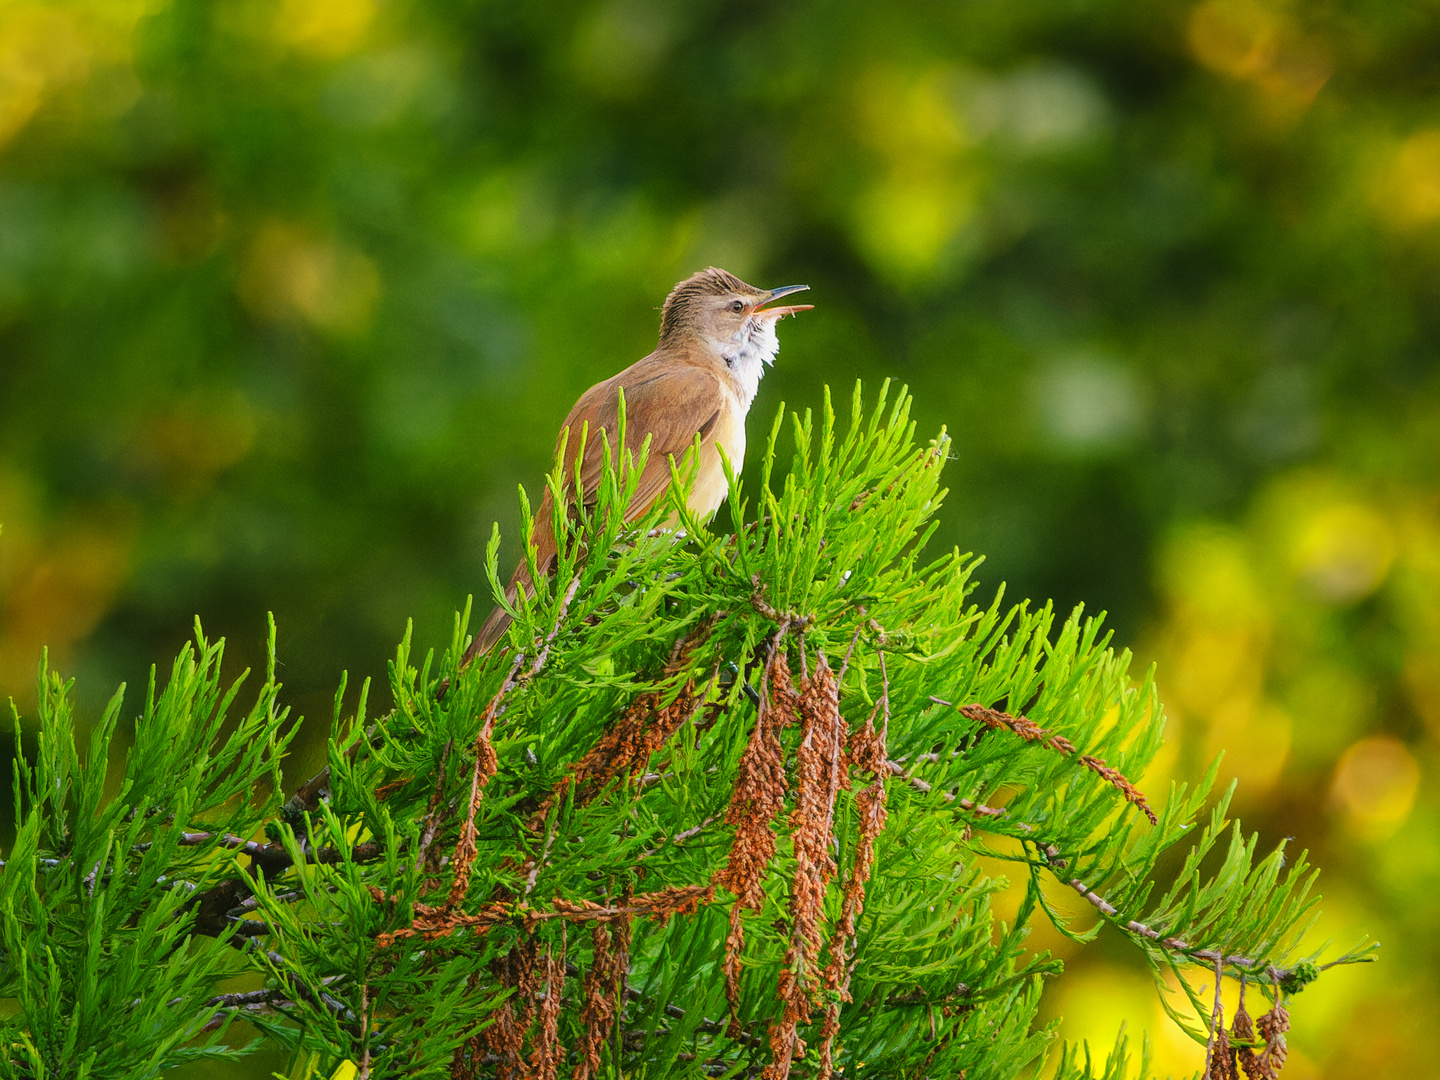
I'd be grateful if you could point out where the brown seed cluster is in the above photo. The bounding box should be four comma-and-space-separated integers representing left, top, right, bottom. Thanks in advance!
1208, 989, 1293, 1080
763, 656, 847, 1080
407, 628, 905, 1080
531, 682, 705, 831
1231, 996, 1257, 1080
446, 932, 570, 1080
449, 650, 530, 906
530, 935, 567, 1080
482, 938, 541, 1080
384, 607, 1172, 1080
573, 917, 631, 1080
530, 625, 716, 832
712, 635, 799, 1034
1252, 1004, 1290, 1079
818, 653, 891, 1075
377, 885, 711, 946
949, 702, 1158, 825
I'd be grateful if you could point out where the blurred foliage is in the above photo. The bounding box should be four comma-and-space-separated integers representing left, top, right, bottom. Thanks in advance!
0, 0, 1436, 1075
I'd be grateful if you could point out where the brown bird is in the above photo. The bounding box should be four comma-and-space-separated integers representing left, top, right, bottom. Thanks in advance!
463, 267, 812, 664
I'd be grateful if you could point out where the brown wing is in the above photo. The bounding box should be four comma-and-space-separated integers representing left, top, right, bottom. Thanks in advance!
466, 359, 723, 661
564, 361, 724, 521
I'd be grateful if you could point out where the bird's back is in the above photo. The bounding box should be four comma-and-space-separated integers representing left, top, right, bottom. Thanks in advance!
466, 349, 737, 658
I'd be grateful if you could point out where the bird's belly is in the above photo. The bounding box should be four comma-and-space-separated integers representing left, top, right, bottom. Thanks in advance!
687, 407, 745, 519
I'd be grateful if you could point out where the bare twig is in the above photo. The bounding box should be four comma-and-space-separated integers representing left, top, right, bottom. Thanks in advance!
637, 816, 718, 861
524, 804, 560, 897
448, 579, 583, 908
1204, 953, 1226, 1079
413, 736, 455, 878
448, 647, 528, 906
835, 615, 868, 685
749, 577, 813, 632
1068, 877, 1288, 983
203, 988, 285, 1009
882, 759, 1022, 824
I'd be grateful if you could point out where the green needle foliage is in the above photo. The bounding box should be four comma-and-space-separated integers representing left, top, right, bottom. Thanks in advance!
1, 383, 1371, 1080
3, 624, 295, 1077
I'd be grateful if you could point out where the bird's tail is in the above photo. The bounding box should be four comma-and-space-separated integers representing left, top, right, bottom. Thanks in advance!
459, 501, 556, 672
463, 594, 518, 666
461, 548, 546, 669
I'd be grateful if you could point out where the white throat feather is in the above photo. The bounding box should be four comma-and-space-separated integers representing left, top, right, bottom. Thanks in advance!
715, 316, 781, 410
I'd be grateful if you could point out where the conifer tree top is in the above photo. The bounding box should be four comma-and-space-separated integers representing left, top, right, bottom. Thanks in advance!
1, 383, 1372, 1080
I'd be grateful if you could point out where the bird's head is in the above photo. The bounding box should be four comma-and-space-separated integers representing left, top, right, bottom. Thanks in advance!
659, 268, 812, 356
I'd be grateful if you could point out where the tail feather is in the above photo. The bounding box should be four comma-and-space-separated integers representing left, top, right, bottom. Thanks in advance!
464, 599, 516, 666
461, 534, 549, 669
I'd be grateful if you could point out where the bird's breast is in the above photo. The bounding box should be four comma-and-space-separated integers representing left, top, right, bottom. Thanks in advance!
686, 396, 746, 520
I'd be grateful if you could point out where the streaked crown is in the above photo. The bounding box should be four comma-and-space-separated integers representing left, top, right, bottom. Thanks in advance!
659, 267, 767, 342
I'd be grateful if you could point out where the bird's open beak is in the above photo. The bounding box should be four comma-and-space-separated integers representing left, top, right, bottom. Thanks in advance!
753, 283, 813, 320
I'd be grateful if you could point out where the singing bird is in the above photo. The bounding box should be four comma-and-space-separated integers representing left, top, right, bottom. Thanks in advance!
463, 267, 812, 664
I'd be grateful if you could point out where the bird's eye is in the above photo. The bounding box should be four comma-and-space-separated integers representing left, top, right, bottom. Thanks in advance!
731, 300, 745, 312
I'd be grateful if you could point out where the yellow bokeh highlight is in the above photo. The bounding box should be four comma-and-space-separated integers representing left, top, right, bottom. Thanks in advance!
1330, 735, 1421, 840
0, 6, 90, 148
1187, 0, 1331, 116
238, 222, 382, 336
848, 66, 977, 284
1148, 474, 1425, 793
1046, 963, 1199, 1078
1254, 472, 1400, 604
1149, 522, 1299, 793
1391, 502, 1440, 734
1170, 625, 1265, 717
1188, 0, 1280, 79
851, 176, 975, 284
1404, 650, 1440, 738
273, 0, 378, 59
0, 1, 157, 151
1203, 695, 1291, 792
1373, 129, 1440, 230
1158, 524, 1267, 625
1285, 661, 1374, 764
0, 466, 137, 709
853, 66, 967, 164
1139, 463, 1435, 1070
1288, 500, 1395, 604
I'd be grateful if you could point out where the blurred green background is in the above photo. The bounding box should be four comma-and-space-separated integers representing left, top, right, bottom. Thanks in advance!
1, 0, 1436, 1075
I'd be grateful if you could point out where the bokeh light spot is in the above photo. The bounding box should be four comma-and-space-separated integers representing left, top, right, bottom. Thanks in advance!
1374, 129, 1440, 230
850, 175, 974, 285
1187, 0, 1330, 114
273, 0, 377, 59
965, 63, 1110, 152
1188, 0, 1282, 80
1203, 696, 1291, 793
0, 500, 138, 707
238, 223, 382, 336
1290, 501, 1395, 604
1159, 525, 1267, 625
321, 46, 450, 130
1330, 736, 1421, 840
0, 6, 92, 148
1404, 650, 1440, 739
848, 66, 976, 284
570, 0, 676, 98
1284, 663, 1375, 767
1033, 352, 1144, 454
